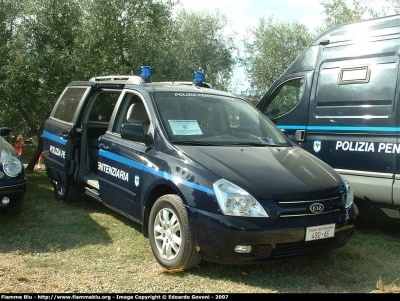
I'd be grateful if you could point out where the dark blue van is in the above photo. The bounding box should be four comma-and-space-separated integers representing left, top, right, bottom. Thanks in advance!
43, 69, 358, 271
257, 15, 400, 220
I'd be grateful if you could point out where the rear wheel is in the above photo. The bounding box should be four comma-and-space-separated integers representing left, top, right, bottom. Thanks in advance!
148, 194, 203, 271
52, 180, 80, 203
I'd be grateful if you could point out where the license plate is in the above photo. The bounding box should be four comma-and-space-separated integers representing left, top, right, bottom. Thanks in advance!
305, 223, 335, 241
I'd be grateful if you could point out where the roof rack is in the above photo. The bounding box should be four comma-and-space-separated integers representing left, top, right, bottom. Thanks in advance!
89, 75, 144, 85
160, 81, 214, 89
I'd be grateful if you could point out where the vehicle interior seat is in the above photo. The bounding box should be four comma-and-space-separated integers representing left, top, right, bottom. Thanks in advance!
126, 102, 150, 134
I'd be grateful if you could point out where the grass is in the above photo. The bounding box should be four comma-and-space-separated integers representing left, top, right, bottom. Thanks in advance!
0, 170, 399, 293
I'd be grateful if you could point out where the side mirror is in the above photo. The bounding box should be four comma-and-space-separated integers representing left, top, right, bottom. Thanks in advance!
121, 123, 152, 146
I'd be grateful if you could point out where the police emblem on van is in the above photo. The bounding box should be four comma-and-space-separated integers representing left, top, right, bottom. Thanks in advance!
310, 203, 324, 213
313, 140, 321, 153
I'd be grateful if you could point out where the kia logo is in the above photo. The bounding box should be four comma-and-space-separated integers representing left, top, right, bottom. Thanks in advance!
310, 203, 324, 214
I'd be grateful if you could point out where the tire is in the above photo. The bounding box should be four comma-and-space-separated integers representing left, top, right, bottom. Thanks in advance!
52, 180, 80, 203
148, 194, 203, 271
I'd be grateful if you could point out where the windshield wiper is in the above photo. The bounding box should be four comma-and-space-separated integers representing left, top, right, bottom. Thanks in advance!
224, 142, 267, 146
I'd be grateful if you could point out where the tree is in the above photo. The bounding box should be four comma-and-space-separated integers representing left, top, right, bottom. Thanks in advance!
0, 0, 84, 171
0, 0, 237, 170
0, 0, 24, 113
165, 9, 237, 90
76, 0, 177, 78
318, 0, 389, 32
240, 16, 313, 103
389, 0, 400, 13
0, 0, 20, 84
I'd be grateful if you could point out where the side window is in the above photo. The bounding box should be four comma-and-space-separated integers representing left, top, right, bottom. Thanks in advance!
261, 77, 306, 120
52, 87, 88, 122
113, 93, 150, 135
88, 92, 120, 122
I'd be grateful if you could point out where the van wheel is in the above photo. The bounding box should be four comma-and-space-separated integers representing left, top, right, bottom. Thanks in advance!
52, 180, 80, 203
148, 194, 203, 271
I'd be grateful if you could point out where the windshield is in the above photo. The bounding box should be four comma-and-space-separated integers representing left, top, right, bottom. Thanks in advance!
154, 92, 291, 147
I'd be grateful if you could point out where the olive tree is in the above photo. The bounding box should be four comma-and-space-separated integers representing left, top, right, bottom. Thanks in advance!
76, 0, 177, 78
1, 0, 177, 170
0, 0, 84, 170
240, 16, 313, 103
165, 9, 237, 90
318, 0, 386, 31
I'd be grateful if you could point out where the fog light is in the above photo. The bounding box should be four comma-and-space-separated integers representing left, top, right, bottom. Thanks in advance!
2, 197, 10, 205
234, 245, 252, 253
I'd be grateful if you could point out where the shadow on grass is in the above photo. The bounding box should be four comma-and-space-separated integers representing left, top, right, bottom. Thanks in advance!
0, 170, 142, 254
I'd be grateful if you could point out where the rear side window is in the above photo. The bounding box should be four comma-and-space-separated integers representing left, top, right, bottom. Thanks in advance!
260, 77, 306, 120
52, 87, 88, 122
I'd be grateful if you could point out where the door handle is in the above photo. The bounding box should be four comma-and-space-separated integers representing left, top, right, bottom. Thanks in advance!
61, 133, 69, 140
295, 130, 305, 142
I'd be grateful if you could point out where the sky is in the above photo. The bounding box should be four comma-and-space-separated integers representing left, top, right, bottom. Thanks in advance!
177, 0, 326, 36
175, 0, 326, 90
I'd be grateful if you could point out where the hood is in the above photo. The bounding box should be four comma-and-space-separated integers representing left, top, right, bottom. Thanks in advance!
178, 145, 342, 200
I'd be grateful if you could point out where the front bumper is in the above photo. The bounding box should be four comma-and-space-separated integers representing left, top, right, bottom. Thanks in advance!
0, 180, 27, 211
188, 203, 358, 264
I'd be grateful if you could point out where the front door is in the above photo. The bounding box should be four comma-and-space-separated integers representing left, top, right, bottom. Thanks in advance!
97, 91, 151, 221
257, 71, 313, 149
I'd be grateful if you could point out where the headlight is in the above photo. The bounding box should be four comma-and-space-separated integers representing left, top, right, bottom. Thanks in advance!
3, 156, 22, 177
213, 179, 269, 217
340, 175, 354, 208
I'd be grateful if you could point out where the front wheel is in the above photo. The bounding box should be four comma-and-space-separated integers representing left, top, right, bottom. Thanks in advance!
148, 194, 203, 271
52, 180, 80, 203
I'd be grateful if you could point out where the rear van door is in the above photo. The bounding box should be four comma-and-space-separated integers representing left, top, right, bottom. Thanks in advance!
97, 90, 150, 221
43, 84, 91, 187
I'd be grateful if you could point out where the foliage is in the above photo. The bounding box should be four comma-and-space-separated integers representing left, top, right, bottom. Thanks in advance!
240, 16, 313, 103
389, 0, 400, 13
75, 0, 177, 78
167, 9, 236, 90
0, 0, 235, 170
318, 0, 388, 32
0, 0, 85, 169
0, 0, 20, 85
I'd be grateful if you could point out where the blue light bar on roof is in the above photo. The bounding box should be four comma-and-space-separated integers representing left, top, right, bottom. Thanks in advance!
193, 71, 204, 86
140, 66, 151, 83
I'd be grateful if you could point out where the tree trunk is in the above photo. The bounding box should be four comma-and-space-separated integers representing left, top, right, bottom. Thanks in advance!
26, 135, 43, 172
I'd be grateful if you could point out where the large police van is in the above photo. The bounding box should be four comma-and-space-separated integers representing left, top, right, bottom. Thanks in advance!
43, 67, 357, 271
257, 14, 400, 220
